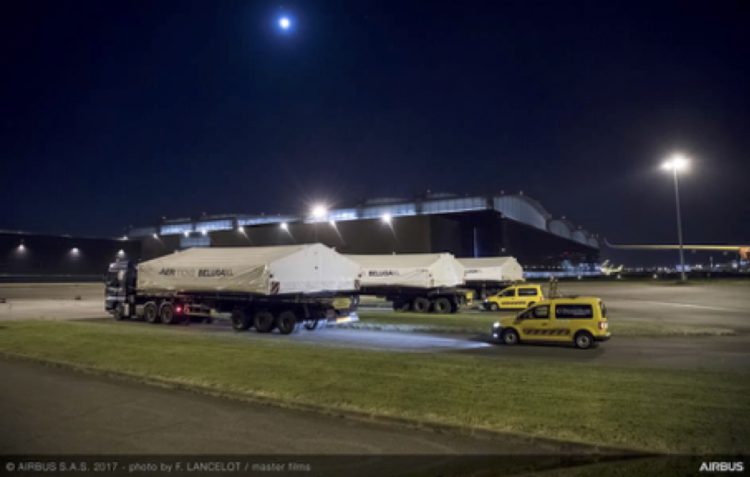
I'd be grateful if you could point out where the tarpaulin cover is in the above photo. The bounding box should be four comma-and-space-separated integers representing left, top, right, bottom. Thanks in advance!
457, 257, 524, 282
137, 244, 361, 295
345, 253, 464, 289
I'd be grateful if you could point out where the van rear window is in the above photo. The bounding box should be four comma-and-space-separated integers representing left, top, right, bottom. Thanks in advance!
555, 304, 593, 319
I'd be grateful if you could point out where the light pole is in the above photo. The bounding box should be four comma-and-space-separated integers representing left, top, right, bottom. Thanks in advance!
661, 154, 689, 281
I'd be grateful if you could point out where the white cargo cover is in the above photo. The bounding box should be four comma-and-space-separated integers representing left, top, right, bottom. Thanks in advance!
137, 244, 361, 295
345, 253, 464, 289
457, 257, 524, 283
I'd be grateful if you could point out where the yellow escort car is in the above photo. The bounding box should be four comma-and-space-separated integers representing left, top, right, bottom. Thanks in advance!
484, 284, 543, 311
491, 296, 610, 349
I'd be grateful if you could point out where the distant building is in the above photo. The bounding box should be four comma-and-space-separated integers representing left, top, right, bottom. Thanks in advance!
0, 230, 140, 281
129, 193, 600, 266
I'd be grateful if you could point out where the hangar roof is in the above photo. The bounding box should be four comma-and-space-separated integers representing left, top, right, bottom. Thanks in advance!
130, 193, 599, 249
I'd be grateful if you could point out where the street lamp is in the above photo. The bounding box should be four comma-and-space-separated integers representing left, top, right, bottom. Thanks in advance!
311, 204, 328, 221
661, 154, 689, 281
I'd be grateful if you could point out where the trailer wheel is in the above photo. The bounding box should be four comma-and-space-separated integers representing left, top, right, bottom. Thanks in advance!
230, 308, 251, 331
254, 310, 275, 333
144, 301, 159, 323
431, 297, 452, 314
392, 299, 411, 312
160, 303, 175, 325
412, 297, 431, 313
276, 310, 299, 335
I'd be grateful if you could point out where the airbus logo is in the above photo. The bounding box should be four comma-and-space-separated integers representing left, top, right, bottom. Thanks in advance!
699, 462, 744, 472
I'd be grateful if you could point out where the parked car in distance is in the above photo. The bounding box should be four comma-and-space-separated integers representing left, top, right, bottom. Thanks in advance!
483, 284, 544, 311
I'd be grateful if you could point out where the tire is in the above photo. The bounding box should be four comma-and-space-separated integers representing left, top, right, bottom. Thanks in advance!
392, 299, 411, 312
143, 301, 159, 323
489, 302, 500, 312
502, 328, 520, 345
160, 303, 175, 325
574, 331, 594, 350
230, 308, 251, 331
432, 297, 452, 314
113, 303, 127, 321
449, 299, 459, 313
412, 297, 431, 313
253, 310, 276, 333
276, 310, 299, 335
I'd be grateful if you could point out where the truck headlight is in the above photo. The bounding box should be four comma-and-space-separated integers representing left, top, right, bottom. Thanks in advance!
493, 321, 500, 328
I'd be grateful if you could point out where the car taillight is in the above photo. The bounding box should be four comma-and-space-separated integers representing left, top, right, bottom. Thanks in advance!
598, 322, 607, 330
175, 305, 183, 314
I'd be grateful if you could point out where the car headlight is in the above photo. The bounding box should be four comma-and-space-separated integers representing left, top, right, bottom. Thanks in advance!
493, 321, 501, 328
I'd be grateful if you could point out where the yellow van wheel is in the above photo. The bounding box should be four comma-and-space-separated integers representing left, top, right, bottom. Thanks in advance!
574, 331, 594, 349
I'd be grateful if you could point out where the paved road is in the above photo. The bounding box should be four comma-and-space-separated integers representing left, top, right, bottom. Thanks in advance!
560, 281, 750, 332
0, 359, 567, 455
2, 281, 749, 371
74, 318, 750, 372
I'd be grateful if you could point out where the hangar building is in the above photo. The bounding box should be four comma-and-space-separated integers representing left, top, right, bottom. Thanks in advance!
129, 193, 600, 266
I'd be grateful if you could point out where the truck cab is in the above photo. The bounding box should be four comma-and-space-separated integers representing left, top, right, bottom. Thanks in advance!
105, 260, 136, 319
484, 284, 543, 311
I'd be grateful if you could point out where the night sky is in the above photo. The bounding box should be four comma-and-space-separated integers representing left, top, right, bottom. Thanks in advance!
2, 1, 748, 259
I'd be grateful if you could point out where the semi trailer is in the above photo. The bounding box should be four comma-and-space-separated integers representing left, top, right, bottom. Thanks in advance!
457, 257, 524, 299
105, 244, 361, 334
345, 253, 467, 313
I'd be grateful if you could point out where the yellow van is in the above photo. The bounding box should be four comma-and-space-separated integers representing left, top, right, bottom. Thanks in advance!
484, 284, 543, 311
491, 296, 610, 349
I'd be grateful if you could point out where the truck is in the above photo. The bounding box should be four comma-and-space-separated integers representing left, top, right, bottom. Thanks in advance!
457, 256, 524, 300
105, 244, 361, 334
345, 253, 467, 313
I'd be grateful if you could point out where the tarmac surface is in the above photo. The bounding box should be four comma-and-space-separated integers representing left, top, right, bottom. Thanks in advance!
0, 359, 570, 455
1, 281, 749, 371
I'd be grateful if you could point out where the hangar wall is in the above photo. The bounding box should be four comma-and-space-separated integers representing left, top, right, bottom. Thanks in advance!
140, 211, 598, 266
0, 232, 141, 281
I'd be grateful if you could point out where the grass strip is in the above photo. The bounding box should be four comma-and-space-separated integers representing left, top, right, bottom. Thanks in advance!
0, 320, 747, 454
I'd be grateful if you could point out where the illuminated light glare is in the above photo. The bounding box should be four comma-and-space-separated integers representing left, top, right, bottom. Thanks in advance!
278, 16, 291, 30
201, 229, 208, 236
183, 231, 190, 237
329, 220, 336, 226
17, 243, 26, 252
117, 249, 125, 256
311, 205, 328, 220
71, 247, 80, 255
280, 222, 289, 231
121, 235, 128, 240
152, 233, 159, 239
661, 154, 689, 172
381, 213, 392, 224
